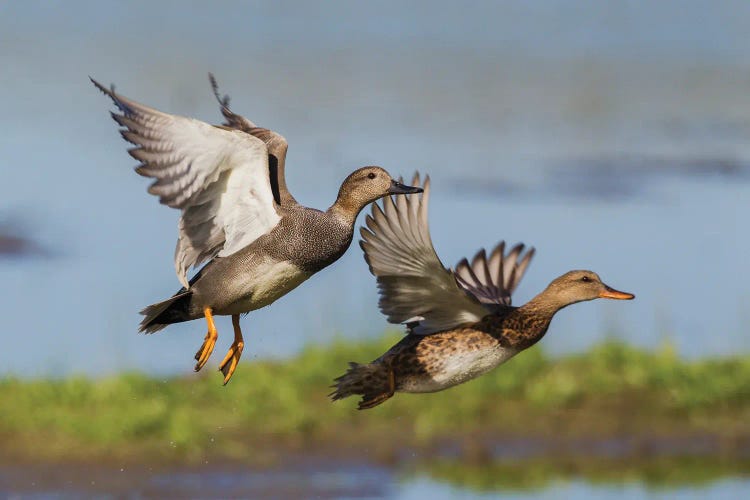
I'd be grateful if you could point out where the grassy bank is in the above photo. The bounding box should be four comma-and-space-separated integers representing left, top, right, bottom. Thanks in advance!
1, 334, 748, 464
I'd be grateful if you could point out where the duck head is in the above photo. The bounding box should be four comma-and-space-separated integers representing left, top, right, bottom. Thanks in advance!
331, 166, 422, 220
542, 270, 634, 309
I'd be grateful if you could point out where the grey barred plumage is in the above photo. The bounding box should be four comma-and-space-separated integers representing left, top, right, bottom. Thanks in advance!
93, 75, 422, 384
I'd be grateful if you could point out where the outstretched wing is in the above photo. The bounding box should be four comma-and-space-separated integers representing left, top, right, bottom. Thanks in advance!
454, 242, 535, 306
209, 74, 297, 207
92, 78, 281, 288
360, 174, 489, 335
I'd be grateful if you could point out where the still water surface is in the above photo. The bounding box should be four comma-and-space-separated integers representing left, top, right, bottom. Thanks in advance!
2, 461, 747, 499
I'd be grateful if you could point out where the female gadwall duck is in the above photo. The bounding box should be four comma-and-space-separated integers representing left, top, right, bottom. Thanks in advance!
331, 174, 634, 409
92, 76, 421, 384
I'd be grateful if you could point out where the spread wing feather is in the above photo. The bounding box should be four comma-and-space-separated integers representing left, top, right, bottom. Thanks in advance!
361, 174, 489, 335
361, 173, 536, 334
454, 243, 535, 306
208, 74, 296, 207
92, 78, 281, 288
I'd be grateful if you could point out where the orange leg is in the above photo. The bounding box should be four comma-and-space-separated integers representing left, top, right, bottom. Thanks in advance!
218, 314, 245, 385
194, 307, 218, 372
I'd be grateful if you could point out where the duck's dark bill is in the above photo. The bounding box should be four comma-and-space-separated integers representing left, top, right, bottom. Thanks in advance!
599, 285, 635, 300
388, 180, 423, 195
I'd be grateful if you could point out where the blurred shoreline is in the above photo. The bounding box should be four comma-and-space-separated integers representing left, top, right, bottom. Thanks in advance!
1, 336, 747, 468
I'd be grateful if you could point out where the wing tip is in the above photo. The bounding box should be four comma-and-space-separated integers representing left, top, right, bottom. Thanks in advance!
208, 72, 231, 110
91, 76, 137, 117
89, 76, 111, 96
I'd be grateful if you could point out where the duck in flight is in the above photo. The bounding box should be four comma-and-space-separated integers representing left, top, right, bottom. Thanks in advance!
92, 75, 422, 384
331, 174, 634, 409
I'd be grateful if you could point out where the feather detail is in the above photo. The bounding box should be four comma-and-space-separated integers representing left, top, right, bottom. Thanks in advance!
93, 77, 281, 288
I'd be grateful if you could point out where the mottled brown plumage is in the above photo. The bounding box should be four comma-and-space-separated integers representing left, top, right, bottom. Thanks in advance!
331, 176, 634, 409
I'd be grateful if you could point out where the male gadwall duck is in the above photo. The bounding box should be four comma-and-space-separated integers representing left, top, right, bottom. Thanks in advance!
331, 174, 634, 409
92, 76, 422, 384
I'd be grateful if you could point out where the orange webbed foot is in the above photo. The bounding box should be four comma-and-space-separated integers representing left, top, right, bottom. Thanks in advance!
194, 307, 218, 372
219, 314, 245, 385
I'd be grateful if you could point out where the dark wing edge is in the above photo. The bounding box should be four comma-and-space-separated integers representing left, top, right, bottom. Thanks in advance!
208, 73, 296, 206
453, 242, 535, 306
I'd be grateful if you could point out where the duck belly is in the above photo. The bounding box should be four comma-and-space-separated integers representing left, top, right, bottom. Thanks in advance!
218, 259, 312, 315
399, 344, 519, 393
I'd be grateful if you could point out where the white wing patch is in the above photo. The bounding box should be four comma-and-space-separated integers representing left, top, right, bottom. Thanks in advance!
218, 165, 282, 258
93, 79, 281, 288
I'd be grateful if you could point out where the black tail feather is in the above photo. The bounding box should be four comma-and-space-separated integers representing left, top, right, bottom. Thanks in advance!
139, 290, 192, 333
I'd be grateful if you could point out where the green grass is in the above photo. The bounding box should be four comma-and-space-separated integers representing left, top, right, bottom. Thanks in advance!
0, 334, 748, 464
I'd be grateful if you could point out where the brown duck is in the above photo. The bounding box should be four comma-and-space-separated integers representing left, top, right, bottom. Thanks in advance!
331, 174, 634, 409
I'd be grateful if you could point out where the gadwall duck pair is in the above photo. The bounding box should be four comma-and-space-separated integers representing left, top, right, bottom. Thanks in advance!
330, 175, 634, 409
93, 76, 421, 384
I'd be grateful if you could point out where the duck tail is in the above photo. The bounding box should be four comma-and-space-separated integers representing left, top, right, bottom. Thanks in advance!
329, 362, 394, 410
139, 290, 193, 333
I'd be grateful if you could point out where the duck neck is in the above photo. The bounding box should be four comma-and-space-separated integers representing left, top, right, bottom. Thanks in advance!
513, 288, 573, 337
327, 196, 364, 227
522, 286, 577, 315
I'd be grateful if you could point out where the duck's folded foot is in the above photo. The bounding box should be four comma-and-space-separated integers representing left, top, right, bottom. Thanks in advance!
358, 365, 395, 410
194, 307, 218, 372
358, 392, 392, 410
219, 314, 245, 385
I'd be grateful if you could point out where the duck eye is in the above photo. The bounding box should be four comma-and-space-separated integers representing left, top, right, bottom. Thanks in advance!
367, 172, 376, 180
581, 276, 591, 282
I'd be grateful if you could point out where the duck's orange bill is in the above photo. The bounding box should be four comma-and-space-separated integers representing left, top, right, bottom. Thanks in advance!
599, 285, 635, 300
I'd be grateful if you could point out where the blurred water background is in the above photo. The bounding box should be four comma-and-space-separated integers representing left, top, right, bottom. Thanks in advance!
3, 1, 748, 377
1, 1, 749, 497
2, 461, 747, 499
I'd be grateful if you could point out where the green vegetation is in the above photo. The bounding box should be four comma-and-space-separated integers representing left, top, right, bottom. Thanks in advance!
0, 334, 748, 465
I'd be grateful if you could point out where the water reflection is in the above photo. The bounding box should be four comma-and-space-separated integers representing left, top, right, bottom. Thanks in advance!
399, 476, 750, 500
3, 455, 748, 499
415, 455, 750, 493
